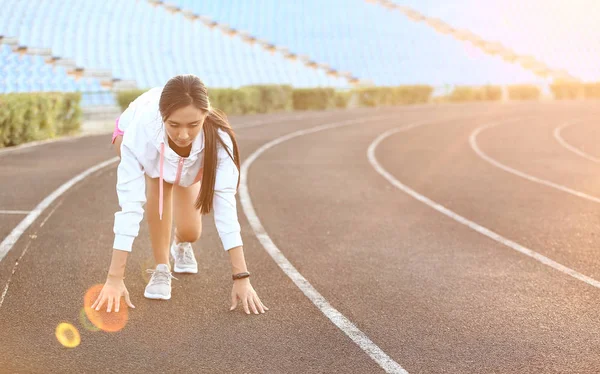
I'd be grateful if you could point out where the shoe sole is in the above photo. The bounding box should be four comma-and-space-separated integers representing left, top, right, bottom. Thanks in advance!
173, 266, 198, 274
144, 291, 171, 300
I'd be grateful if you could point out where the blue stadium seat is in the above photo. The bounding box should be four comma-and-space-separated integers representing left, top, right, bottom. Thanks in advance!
1, 0, 350, 90
162, 0, 543, 86
5, 0, 592, 103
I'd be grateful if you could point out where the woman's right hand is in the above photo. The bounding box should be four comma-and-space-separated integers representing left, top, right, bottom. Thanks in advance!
91, 277, 135, 312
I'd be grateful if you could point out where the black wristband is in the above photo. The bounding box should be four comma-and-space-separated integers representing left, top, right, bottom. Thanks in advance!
232, 272, 250, 281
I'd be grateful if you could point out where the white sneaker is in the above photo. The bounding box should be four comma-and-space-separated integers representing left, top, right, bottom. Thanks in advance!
170, 241, 198, 274
144, 264, 177, 300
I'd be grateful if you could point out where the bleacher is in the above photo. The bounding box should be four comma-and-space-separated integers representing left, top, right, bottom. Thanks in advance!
168, 0, 543, 86
0, 44, 115, 105
0, 0, 350, 106
1, 0, 576, 107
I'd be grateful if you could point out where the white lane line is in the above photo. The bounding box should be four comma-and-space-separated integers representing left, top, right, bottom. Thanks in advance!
39, 199, 66, 228
0, 240, 33, 309
470, 119, 600, 204
0, 157, 119, 263
0, 199, 67, 309
368, 126, 600, 290
0, 211, 31, 215
239, 115, 433, 374
554, 121, 600, 163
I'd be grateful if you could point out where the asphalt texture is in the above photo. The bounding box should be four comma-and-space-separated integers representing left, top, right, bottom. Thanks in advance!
1, 102, 600, 373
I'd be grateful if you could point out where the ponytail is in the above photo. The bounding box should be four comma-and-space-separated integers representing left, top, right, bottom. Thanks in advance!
194, 108, 240, 215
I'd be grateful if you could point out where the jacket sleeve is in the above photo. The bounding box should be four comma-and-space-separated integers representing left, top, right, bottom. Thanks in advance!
113, 140, 147, 252
213, 131, 243, 251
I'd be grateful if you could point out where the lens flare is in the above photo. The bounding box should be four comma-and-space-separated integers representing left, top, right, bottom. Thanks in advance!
84, 284, 129, 333
79, 307, 100, 332
55, 322, 81, 348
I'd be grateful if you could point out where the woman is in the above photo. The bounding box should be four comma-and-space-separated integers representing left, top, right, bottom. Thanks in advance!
92, 74, 268, 316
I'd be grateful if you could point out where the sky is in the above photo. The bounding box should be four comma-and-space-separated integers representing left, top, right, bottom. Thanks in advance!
395, 0, 600, 82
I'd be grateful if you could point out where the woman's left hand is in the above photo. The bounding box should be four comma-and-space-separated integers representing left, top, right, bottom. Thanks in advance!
230, 278, 269, 315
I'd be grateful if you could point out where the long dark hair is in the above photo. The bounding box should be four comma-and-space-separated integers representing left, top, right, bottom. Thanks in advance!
158, 74, 240, 215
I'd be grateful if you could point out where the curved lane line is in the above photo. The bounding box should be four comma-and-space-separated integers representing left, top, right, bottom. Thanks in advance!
368, 125, 600, 290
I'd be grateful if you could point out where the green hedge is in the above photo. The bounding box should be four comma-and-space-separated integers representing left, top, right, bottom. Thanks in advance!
333, 90, 352, 108
550, 83, 584, 99
352, 86, 433, 106
115, 81, 600, 117
241, 85, 293, 113
550, 82, 600, 99
117, 85, 294, 115
0, 92, 81, 148
116, 89, 145, 110
117, 85, 434, 113
447, 85, 502, 102
213, 85, 294, 114
508, 85, 540, 100
584, 83, 600, 98
209, 88, 253, 114
292, 88, 336, 110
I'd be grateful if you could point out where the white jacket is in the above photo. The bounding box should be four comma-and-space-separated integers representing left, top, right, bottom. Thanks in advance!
113, 87, 242, 252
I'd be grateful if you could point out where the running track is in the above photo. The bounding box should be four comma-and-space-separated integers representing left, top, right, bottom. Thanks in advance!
1, 102, 599, 373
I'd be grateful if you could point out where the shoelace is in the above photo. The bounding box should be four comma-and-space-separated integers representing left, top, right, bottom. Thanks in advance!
145, 269, 178, 285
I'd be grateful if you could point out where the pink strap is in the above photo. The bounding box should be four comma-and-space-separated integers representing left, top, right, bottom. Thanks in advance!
111, 116, 124, 144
